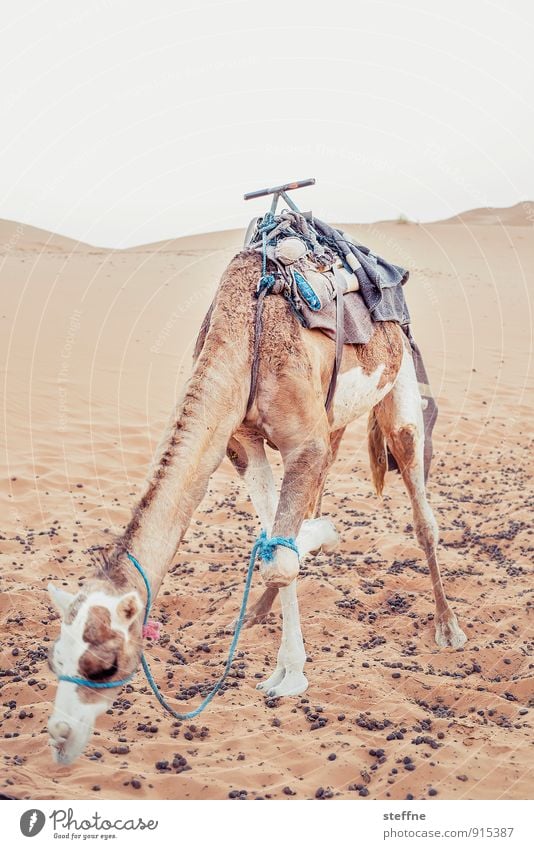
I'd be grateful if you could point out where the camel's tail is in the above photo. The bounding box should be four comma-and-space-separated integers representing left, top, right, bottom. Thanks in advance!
367, 407, 388, 496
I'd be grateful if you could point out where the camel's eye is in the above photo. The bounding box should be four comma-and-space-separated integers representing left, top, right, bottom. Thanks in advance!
85, 659, 118, 682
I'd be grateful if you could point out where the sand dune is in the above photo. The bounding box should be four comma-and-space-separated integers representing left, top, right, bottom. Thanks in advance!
433, 201, 534, 227
0, 206, 532, 801
0, 218, 94, 254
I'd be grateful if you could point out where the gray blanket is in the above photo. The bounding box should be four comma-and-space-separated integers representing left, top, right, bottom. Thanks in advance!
309, 216, 411, 324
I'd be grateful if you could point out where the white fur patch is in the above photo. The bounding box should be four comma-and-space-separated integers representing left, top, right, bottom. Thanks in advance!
331, 363, 392, 430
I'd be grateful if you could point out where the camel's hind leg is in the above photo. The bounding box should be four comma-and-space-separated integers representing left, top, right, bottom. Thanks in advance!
373, 347, 467, 648
308, 427, 346, 522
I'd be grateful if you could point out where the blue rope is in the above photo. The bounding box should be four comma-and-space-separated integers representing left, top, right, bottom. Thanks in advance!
58, 671, 136, 688
127, 551, 152, 627
58, 533, 299, 720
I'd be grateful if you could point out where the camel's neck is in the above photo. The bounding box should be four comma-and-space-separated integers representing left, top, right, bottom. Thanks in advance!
118, 357, 247, 598
107, 253, 256, 600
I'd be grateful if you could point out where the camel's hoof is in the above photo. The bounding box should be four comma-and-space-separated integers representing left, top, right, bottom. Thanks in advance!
257, 668, 308, 698
435, 613, 467, 648
256, 666, 285, 693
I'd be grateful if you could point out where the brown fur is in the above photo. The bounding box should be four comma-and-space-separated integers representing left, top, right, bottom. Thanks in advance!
336, 321, 404, 387
79, 251, 405, 597
77, 604, 141, 705
368, 408, 388, 496
392, 423, 417, 473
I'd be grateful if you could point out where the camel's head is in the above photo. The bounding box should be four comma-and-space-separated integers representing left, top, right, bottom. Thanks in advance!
47, 582, 144, 765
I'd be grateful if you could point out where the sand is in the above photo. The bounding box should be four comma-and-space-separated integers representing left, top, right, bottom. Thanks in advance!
0, 206, 532, 801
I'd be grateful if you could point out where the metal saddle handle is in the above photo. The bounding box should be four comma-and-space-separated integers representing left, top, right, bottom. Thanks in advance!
244, 178, 315, 215
244, 178, 315, 201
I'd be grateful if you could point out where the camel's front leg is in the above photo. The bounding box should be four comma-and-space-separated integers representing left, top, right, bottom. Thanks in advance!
256, 580, 308, 697
253, 429, 331, 697
253, 515, 340, 693
235, 517, 340, 628
227, 432, 338, 627
259, 436, 332, 587
229, 429, 333, 698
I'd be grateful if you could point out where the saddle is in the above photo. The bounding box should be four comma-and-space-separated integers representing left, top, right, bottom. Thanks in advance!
245, 210, 391, 409
243, 208, 437, 482
245, 209, 407, 340
278, 243, 374, 345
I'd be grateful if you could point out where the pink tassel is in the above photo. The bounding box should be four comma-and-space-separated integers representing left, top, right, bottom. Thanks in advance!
142, 619, 161, 641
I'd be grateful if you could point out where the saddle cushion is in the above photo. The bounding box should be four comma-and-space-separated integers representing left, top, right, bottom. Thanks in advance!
293, 255, 374, 344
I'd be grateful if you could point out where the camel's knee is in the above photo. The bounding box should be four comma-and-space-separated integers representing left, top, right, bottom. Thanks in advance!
413, 507, 438, 551
388, 423, 418, 473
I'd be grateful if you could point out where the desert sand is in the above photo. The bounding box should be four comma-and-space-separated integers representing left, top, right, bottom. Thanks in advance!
0, 204, 532, 800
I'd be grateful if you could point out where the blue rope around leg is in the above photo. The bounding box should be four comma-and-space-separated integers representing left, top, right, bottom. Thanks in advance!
131, 532, 298, 720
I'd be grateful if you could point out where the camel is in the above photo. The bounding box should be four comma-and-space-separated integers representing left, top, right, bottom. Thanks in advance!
47, 250, 466, 765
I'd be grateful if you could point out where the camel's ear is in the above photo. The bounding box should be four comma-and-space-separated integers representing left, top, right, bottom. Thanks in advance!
117, 592, 143, 624
48, 582, 74, 616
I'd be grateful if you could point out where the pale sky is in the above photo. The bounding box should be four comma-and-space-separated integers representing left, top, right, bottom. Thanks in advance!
0, 0, 533, 247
